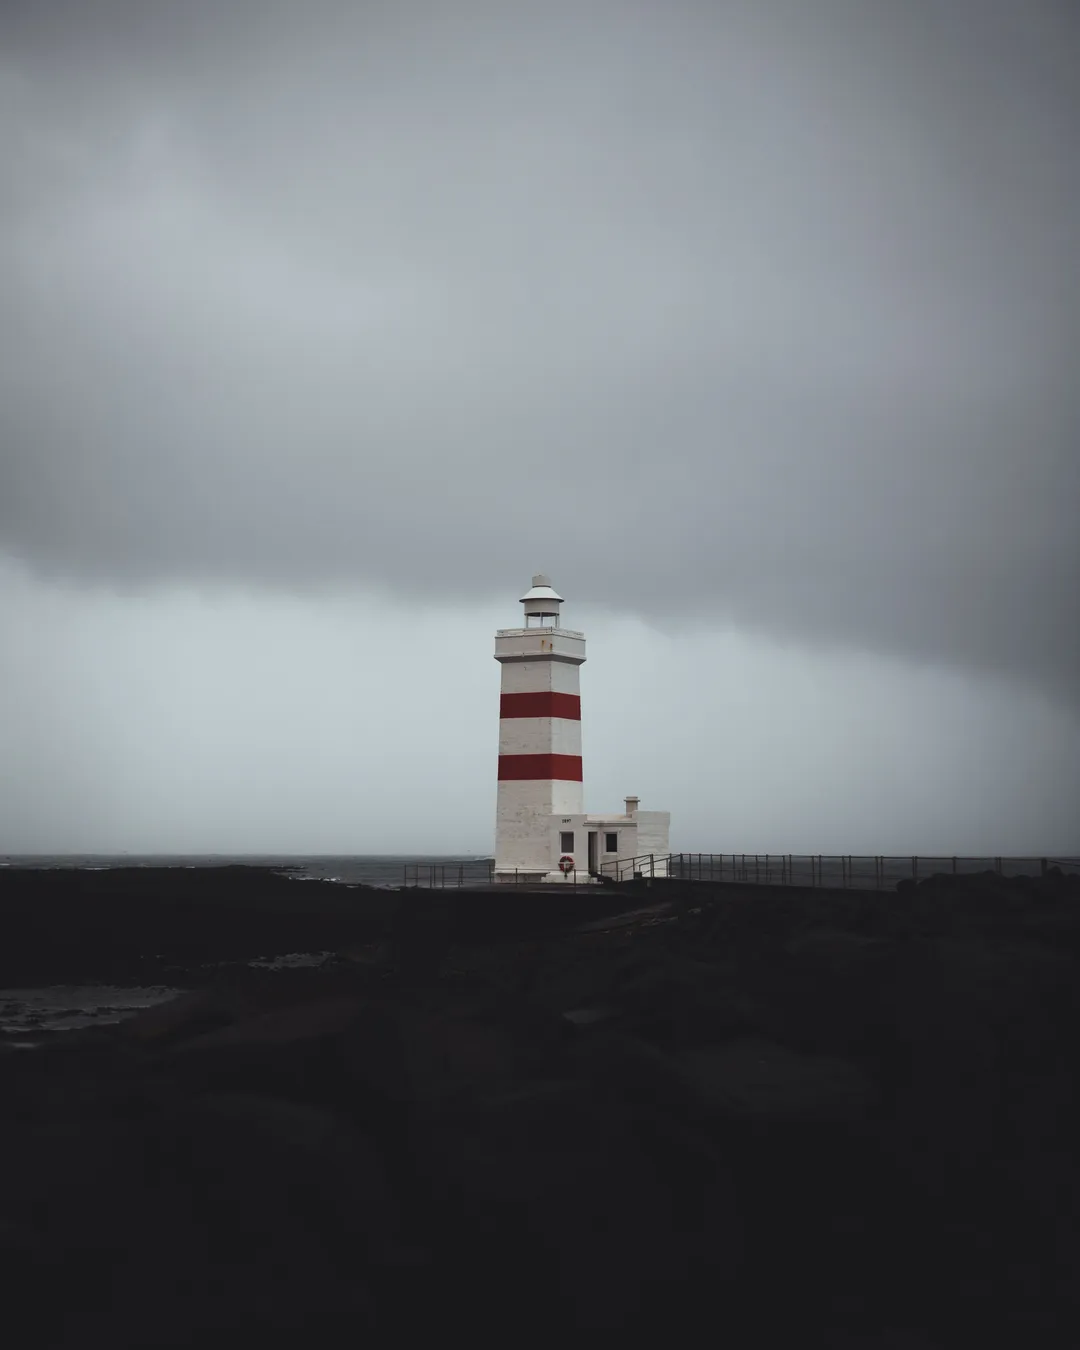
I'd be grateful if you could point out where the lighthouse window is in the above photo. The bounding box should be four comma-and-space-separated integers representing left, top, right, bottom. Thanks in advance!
560, 831, 574, 853
605, 833, 618, 853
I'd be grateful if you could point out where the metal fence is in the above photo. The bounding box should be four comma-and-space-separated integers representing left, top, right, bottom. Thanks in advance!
405, 854, 1080, 891
403, 861, 496, 889
401, 861, 594, 889
601, 852, 1080, 890
402, 861, 631, 890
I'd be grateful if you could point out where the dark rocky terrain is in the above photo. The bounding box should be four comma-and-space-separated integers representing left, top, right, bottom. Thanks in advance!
2, 865, 1079, 1347
0, 864, 642, 986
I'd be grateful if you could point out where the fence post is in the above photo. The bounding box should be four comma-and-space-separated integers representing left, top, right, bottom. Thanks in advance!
650, 853, 655, 878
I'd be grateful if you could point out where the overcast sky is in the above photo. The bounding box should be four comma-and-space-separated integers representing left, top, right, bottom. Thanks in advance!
1, 1, 1077, 855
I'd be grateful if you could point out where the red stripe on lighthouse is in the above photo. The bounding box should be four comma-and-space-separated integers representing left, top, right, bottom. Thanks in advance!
499, 691, 581, 720
498, 754, 584, 781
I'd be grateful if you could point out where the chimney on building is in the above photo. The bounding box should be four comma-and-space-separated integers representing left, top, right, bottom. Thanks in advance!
625, 796, 639, 816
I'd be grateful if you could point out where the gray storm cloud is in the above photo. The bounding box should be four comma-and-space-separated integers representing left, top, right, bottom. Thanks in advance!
1, 0, 1077, 703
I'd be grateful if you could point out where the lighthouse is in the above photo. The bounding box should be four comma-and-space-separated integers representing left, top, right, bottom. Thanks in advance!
493, 575, 671, 884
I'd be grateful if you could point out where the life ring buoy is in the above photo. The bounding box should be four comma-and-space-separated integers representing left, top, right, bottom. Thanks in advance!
558, 855, 574, 874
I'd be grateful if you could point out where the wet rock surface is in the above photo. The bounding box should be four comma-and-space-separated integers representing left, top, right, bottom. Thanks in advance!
1, 866, 1079, 1346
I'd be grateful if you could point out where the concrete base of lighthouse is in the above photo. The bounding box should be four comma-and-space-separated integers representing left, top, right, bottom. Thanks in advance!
492, 803, 671, 886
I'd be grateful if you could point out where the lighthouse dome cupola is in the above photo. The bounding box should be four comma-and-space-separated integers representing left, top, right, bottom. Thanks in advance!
520, 573, 563, 628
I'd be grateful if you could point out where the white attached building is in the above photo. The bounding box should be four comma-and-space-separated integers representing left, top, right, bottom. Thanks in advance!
493, 575, 671, 883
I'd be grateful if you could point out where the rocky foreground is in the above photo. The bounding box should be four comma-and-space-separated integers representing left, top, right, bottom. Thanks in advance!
2, 867, 1080, 1348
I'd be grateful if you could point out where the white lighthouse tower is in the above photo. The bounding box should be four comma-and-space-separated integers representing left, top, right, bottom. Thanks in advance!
493, 575, 586, 883
493, 575, 671, 884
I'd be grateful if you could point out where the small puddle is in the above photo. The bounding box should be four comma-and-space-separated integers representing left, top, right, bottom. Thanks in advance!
0, 984, 180, 1036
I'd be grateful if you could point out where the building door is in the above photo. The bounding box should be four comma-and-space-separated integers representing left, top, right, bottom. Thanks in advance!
588, 831, 599, 875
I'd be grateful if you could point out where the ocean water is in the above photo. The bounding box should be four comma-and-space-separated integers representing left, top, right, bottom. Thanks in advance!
0, 853, 495, 889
